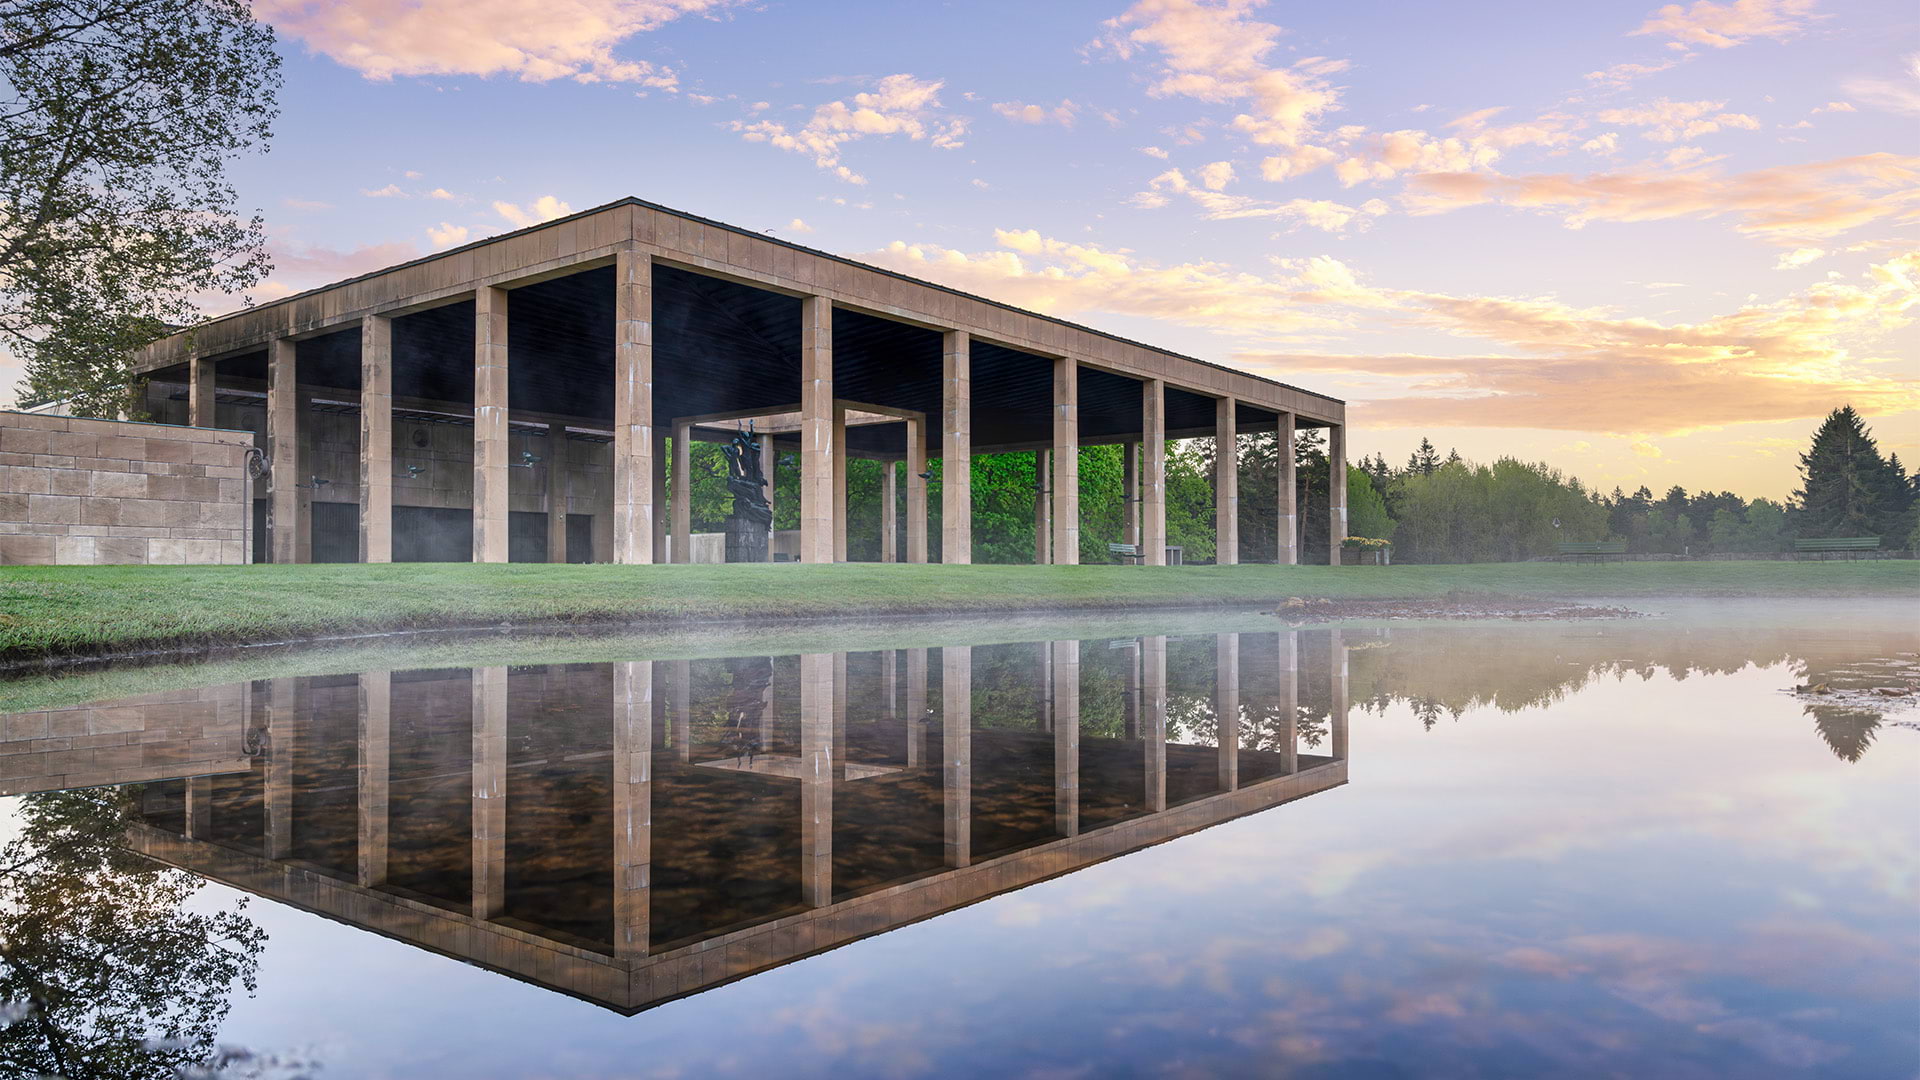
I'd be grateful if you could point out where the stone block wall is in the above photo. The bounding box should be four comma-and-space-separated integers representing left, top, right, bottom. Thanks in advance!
0, 411, 254, 564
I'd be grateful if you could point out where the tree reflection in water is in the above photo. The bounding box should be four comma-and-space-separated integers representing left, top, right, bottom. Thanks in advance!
0, 788, 306, 1080
1345, 623, 1914, 762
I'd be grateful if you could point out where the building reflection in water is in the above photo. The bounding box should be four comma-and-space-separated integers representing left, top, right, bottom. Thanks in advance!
2, 631, 1351, 1013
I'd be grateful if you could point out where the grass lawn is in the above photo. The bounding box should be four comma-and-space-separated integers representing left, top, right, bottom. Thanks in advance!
2, 559, 1913, 665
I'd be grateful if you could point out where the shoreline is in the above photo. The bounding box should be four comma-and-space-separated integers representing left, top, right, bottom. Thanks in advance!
4, 561, 1913, 670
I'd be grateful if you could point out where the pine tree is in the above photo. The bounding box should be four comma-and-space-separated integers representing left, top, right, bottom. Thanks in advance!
1406, 437, 1441, 476
1793, 406, 1892, 539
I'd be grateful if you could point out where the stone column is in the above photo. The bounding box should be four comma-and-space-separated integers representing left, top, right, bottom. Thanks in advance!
760, 432, 777, 562
1141, 379, 1167, 566
942, 645, 971, 868
265, 678, 294, 859
359, 316, 393, 563
1330, 629, 1349, 760
189, 355, 217, 428
1123, 440, 1139, 548
613, 248, 655, 565
799, 296, 834, 564
1215, 396, 1238, 566
881, 460, 898, 563
831, 405, 848, 563
905, 417, 928, 564
1142, 636, 1167, 813
1327, 423, 1347, 564
1277, 413, 1297, 566
671, 659, 692, 762
545, 427, 569, 562
906, 647, 928, 769
1215, 634, 1239, 792
799, 652, 834, 906
472, 665, 507, 919
613, 661, 652, 958
294, 387, 314, 565
472, 287, 510, 563
670, 420, 692, 564
180, 777, 210, 839
267, 338, 301, 564
941, 330, 971, 563
651, 430, 668, 563
1279, 630, 1298, 775
1052, 639, 1079, 838
1052, 358, 1080, 565
1033, 449, 1050, 564
358, 670, 390, 887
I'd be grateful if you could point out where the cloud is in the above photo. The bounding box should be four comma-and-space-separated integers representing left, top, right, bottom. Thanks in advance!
281, 197, 333, 211
786, 217, 814, 233
1631, 439, 1664, 457
1140, 145, 1170, 159
1774, 246, 1824, 269
361, 183, 407, 198
1584, 58, 1683, 90
1138, 168, 1389, 231
265, 240, 422, 293
426, 222, 470, 247
1629, 0, 1820, 49
1581, 132, 1621, 155
1843, 53, 1920, 116
1594, 98, 1761, 141
1810, 101, 1854, 113
1238, 251, 1920, 432
1400, 153, 1920, 245
426, 187, 459, 200
992, 99, 1079, 126
729, 74, 967, 185
1089, 0, 1344, 150
256, 0, 739, 85
493, 195, 574, 227
858, 233, 1351, 338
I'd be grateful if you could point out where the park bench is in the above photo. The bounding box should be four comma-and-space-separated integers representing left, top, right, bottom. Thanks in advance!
1107, 542, 1184, 564
1556, 540, 1627, 562
1794, 537, 1880, 559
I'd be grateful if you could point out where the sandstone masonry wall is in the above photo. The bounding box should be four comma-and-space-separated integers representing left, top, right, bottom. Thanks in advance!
0, 411, 254, 564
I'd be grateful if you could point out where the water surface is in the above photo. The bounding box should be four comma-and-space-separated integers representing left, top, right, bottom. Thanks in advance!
0, 599, 1913, 1078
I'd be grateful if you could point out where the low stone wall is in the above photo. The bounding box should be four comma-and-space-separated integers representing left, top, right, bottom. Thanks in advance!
0, 411, 254, 565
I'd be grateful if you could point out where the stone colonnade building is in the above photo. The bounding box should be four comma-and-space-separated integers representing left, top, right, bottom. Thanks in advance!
132, 197, 1347, 566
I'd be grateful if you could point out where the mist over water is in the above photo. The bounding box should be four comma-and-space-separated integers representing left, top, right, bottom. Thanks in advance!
0, 599, 1913, 1078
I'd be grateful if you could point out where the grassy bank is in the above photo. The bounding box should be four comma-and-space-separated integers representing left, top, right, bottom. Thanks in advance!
2, 560, 1912, 665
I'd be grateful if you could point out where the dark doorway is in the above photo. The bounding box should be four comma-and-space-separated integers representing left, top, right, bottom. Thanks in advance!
566, 514, 593, 563
311, 501, 360, 563
394, 506, 472, 562
509, 511, 548, 563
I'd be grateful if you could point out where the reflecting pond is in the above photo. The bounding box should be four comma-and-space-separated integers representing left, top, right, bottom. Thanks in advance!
0, 599, 1914, 1078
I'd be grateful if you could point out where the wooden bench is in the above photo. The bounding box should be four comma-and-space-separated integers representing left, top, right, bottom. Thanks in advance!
1556, 540, 1627, 562
1794, 536, 1880, 559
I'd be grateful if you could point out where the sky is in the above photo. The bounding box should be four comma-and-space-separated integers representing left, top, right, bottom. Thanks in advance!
15, 0, 1917, 500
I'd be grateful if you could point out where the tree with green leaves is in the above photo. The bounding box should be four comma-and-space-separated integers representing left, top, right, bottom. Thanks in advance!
1405, 437, 1440, 477
4, 0, 281, 417
1792, 406, 1911, 542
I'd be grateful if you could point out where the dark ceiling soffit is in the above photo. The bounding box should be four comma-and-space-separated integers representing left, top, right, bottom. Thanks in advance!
162, 196, 1343, 408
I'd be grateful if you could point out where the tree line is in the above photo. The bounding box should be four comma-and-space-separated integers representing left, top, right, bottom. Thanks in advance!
1351, 406, 1917, 562
680, 406, 1916, 564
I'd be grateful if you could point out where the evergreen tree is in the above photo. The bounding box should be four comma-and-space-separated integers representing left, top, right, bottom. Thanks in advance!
1793, 406, 1900, 539
1405, 437, 1440, 476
